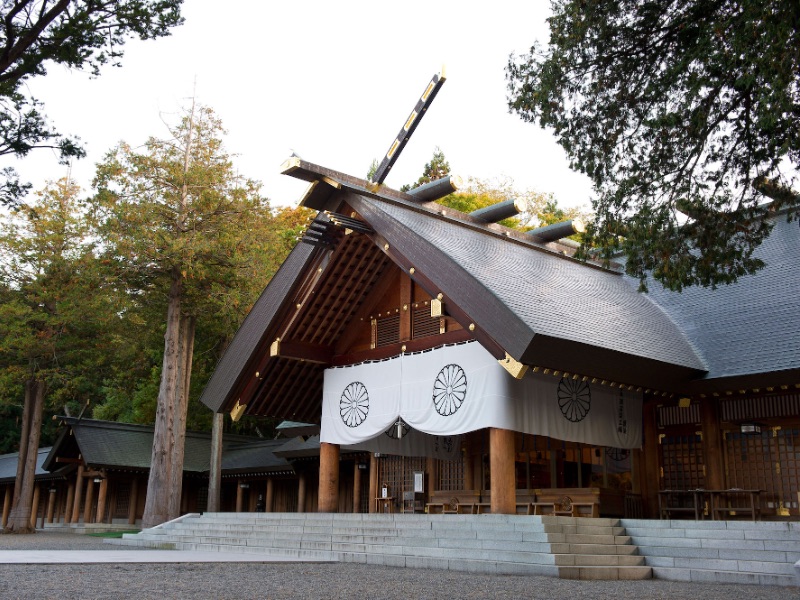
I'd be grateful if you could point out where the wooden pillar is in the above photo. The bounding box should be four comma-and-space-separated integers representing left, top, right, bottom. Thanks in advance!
128, 478, 139, 525
46, 487, 56, 523
368, 454, 378, 513
265, 478, 274, 513
235, 480, 244, 513
248, 486, 257, 512
399, 275, 412, 341
700, 398, 725, 490
353, 461, 362, 513
631, 449, 642, 495
29, 483, 41, 529
83, 477, 95, 524
207, 412, 224, 513
641, 398, 660, 518
463, 445, 473, 491
489, 428, 515, 514
318, 442, 340, 513
71, 466, 85, 523
2, 486, 11, 528
63, 481, 75, 524
297, 473, 307, 513
425, 456, 437, 501
96, 478, 108, 523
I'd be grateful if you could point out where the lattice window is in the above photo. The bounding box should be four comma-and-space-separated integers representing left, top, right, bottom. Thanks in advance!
659, 433, 705, 490
377, 455, 427, 499
725, 428, 800, 513
436, 459, 464, 491
114, 482, 130, 518
372, 314, 400, 348
412, 308, 443, 339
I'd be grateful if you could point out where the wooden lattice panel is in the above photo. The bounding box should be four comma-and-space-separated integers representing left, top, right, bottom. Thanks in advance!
659, 433, 706, 490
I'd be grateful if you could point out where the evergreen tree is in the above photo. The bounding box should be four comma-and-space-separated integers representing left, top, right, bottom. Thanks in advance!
0, 178, 108, 533
507, 0, 800, 290
0, 1, 184, 207
93, 102, 305, 526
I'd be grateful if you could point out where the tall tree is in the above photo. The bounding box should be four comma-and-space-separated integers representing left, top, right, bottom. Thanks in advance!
507, 0, 800, 291
93, 103, 286, 527
0, 0, 184, 206
401, 147, 450, 192
0, 178, 105, 532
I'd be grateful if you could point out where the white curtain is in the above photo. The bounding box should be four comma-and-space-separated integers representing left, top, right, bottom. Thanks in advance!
321, 341, 642, 453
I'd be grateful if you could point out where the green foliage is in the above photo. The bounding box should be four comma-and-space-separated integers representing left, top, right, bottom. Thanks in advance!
507, 0, 800, 291
0, 179, 120, 445
401, 147, 450, 192
91, 104, 309, 430
439, 176, 586, 233
0, 1, 184, 206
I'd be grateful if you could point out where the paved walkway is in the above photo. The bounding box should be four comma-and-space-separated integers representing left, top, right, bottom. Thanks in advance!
0, 549, 332, 564
0, 531, 795, 599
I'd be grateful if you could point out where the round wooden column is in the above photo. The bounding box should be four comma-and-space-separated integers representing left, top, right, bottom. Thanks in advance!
318, 442, 340, 513
265, 478, 274, 513
71, 466, 85, 523
128, 478, 139, 525
83, 477, 95, 524
352, 461, 362, 513
297, 473, 307, 513
63, 481, 75, 524
96, 478, 108, 523
2, 485, 11, 527
29, 484, 41, 529
46, 487, 56, 523
235, 479, 244, 512
368, 453, 378, 513
490, 427, 516, 514
700, 398, 725, 490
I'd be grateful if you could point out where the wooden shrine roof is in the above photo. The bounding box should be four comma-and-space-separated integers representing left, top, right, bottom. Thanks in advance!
203, 158, 800, 423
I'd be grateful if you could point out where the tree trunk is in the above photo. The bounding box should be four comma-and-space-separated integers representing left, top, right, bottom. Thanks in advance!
5, 378, 45, 533
141, 272, 183, 529
167, 315, 195, 521
207, 412, 224, 512
9, 380, 34, 516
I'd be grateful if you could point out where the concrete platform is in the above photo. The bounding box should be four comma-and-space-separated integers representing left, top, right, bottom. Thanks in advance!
0, 550, 334, 564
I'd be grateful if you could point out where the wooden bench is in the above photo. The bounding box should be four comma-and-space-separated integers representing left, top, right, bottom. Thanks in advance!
426, 491, 482, 515
532, 490, 600, 518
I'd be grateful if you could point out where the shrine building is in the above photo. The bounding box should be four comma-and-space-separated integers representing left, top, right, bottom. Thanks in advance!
199, 157, 800, 520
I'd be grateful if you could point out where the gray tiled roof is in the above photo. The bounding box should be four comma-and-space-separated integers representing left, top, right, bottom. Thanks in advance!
0, 448, 52, 483
353, 195, 707, 372
47, 419, 276, 474
635, 215, 800, 380
221, 439, 293, 473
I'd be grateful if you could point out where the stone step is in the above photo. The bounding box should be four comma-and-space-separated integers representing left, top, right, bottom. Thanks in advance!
550, 542, 639, 556
556, 566, 652, 581
554, 553, 645, 567
652, 566, 799, 588
561, 533, 632, 545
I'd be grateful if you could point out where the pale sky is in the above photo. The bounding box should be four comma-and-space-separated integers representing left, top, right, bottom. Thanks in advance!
13, 1, 594, 211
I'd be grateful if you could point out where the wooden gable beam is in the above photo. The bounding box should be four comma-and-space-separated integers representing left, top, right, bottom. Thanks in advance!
270, 339, 333, 365
333, 262, 399, 355
363, 230, 507, 362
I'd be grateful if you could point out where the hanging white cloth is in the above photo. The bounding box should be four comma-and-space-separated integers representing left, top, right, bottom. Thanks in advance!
321, 341, 642, 452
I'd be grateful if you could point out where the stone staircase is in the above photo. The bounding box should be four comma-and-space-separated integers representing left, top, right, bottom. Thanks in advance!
621, 518, 800, 587
107, 513, 650, 580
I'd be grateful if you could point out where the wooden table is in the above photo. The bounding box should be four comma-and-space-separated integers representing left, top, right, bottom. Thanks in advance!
708, 489, 762, 521
658, 489, 706, 520
375, 497, 395, 513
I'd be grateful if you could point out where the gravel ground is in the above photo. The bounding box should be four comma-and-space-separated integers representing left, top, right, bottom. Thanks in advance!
0, 531, 797, 600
